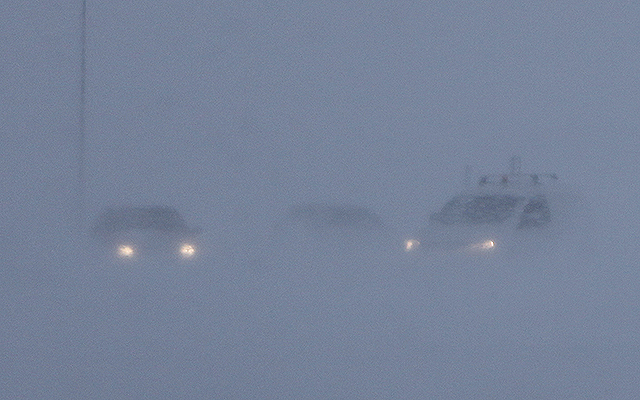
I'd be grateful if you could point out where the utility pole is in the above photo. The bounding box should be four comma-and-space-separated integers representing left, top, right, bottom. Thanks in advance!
77, 0, 87, 232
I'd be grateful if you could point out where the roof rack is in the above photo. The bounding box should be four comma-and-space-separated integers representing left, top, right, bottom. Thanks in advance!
478, 173, 558, 187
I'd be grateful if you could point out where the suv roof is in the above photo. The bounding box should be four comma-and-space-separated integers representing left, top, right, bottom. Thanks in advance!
287, 203, 384, 230
92, 206, 190, 235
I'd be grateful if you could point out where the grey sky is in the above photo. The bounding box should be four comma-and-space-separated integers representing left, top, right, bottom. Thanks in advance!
2, 1, 640, 398
3, 1, 640, 239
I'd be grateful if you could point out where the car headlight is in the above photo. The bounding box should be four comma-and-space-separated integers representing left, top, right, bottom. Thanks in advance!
179, 243, 196, 258
468, 239, 495, 251
404, 239, 420, 252
117, 244, 135, 258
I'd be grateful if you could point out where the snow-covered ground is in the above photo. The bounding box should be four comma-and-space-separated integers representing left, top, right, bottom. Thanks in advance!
2, 213, 638, 399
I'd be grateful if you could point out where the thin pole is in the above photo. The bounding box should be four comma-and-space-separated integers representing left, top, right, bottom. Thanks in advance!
78, 0, 87, 231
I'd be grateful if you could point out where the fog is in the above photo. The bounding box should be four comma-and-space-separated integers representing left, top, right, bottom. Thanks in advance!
2, 1, 640, 398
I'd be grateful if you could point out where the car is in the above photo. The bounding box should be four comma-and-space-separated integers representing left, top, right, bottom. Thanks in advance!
91, 205, 201, 260
255, 202, 393, 265
405, 158, 562, 255
286, 203, 385, 231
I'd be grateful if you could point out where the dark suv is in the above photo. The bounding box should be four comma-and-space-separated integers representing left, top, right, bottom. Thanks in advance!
91, 206, 201, 259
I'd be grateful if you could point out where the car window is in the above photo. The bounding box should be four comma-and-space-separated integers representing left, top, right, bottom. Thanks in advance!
518, 196, 551, 228
94, 207, 188, 233
288, 204, 384, 230
431, 195, 525, 225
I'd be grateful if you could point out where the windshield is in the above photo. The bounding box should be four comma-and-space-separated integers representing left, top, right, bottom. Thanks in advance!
288, 203, 384, 230
431, 195, 525, 225
93, 206, 188, 234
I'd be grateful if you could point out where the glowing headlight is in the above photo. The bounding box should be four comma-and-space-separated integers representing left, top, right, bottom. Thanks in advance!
481, 240, 495, 250
117, 244, 135, 258
468, 240, 495, 251
179, 243, 196, 258
404, 239, 420, 252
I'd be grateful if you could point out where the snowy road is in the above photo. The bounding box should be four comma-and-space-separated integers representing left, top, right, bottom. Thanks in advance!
3, 229, 639, 399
